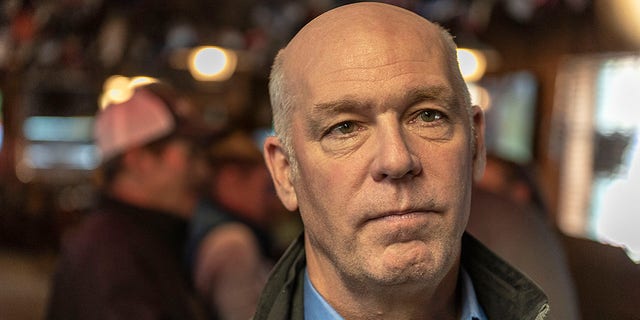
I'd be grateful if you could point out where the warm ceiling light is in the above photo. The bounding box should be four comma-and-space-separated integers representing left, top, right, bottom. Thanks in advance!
129, 76, 158, 88
101, 75, 132, 108
188, 46, 237, 81
99, 75, 159, 109
598, 0, 640, 48
457, 48, 487, 83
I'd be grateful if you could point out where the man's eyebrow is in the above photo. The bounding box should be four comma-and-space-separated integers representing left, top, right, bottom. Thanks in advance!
311, 99, 372, 116
305, 99, 371, 138
405, 86, 457, 109
311, 86, 454, 116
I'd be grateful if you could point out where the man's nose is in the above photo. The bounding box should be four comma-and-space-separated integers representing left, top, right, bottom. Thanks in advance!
371, 123, 422, 181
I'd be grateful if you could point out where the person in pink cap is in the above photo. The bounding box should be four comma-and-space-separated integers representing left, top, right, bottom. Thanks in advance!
47, 82, 214, 319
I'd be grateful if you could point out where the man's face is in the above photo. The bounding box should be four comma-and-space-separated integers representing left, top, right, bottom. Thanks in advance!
267, 14, 485, 293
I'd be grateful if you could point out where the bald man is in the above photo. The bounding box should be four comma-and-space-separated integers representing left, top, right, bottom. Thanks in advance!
256, 3, 548, 320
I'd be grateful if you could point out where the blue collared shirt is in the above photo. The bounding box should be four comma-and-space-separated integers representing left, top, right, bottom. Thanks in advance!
303, 267, 487, 320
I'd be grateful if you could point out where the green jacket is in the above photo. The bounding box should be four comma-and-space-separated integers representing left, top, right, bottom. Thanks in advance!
253, 232, 548, 320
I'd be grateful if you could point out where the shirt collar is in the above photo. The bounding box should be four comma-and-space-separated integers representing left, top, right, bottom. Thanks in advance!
303, 267, 487, 320
459, 267, 488, 320
304, 269, 344, 320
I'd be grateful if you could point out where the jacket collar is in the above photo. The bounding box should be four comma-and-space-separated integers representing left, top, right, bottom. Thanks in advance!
253, 232, 549, 320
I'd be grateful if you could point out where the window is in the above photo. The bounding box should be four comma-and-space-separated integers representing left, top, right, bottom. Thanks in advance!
553, 53, 640, 262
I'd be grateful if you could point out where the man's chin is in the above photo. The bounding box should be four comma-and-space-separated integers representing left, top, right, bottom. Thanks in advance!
365, 241, 440, 283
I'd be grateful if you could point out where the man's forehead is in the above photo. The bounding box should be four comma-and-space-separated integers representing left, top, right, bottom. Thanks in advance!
309, 85, 456, 115
283, 3, 443, 73
279, 3, 459, 126
288, 2, 436, 43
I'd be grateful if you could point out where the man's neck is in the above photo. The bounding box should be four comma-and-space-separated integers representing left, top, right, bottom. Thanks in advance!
306, 258, 461, 320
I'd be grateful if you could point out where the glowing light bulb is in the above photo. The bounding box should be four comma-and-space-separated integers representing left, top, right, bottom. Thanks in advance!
457, 48, 487, 83
188, 46, 237, 81
99, 75, 159, 109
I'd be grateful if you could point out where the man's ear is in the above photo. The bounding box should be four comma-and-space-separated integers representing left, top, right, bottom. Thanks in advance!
263, 136, 298, 211
471, 105, 486, 182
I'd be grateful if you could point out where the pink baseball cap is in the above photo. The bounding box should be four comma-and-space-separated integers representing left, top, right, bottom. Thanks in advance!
94, 84, 216, 161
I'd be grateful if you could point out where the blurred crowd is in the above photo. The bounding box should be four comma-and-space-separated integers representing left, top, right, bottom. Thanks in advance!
46, 83, 297, 319
0, 1, 638, 320
41, 79, 639, 320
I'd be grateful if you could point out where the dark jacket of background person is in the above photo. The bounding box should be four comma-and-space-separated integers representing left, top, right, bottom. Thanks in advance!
253, 233, 549, 320
47, 196, 204, 319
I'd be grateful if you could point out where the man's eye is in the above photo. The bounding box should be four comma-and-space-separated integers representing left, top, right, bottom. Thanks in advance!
330, 121, 357, 135
419, 110, 444, 122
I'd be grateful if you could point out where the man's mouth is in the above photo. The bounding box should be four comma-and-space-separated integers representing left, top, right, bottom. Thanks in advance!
365, 207, 440, 225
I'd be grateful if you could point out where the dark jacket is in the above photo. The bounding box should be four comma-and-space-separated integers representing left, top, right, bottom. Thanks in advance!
253, 232, 549, 320
47, 196, 206, 320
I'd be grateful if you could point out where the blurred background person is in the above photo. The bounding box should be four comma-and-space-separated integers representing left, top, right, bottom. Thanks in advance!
46, 82, 213, 319
186, 130, 282, 320
470, 152, 640, 319
468, 153, 580, 320
475, 153, 550, 214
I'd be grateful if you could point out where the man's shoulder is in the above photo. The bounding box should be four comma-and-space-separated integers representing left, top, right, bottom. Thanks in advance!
253, 233, 306, 320
69, 208, 136, 237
